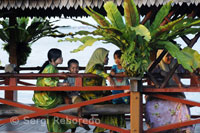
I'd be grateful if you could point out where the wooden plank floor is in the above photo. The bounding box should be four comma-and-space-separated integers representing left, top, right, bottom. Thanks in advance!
0, 119, 199, 132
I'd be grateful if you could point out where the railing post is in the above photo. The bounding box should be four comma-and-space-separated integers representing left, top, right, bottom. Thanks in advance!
5, 77, 17, 101
130, 77, 142, 133
75, 77, 82, 86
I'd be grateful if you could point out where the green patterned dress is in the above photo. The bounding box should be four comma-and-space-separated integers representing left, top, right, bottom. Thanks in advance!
32, 64, 78, 132
82, 64, 126, 132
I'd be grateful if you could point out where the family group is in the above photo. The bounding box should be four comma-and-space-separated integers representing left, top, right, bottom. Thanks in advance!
32, 48, 194, 133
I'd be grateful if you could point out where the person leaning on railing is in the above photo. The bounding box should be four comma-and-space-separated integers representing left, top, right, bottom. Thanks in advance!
81, 48, 127, 133
145, 50, 194, 132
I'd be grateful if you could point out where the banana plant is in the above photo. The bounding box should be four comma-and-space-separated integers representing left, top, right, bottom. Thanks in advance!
60, 0, 200, 77
0, 17, 63, 66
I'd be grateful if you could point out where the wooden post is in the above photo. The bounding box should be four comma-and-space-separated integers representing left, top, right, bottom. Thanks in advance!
5, 78, 17, 101
130, 78, 143, 133
5, 16, 18, 101
75, 77, 82, 86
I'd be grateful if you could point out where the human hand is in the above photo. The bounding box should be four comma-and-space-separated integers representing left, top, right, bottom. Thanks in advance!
110, 71, 115, 76
107, 76, 115, 86
57, 82, 69, 86
124, 90, 130, 93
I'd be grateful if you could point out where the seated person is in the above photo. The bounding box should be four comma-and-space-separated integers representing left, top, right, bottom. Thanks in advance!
145, 50, 194, 133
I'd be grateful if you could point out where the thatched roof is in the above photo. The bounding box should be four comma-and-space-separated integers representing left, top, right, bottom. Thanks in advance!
1, 0, 200, 10
0, 0, 199, 17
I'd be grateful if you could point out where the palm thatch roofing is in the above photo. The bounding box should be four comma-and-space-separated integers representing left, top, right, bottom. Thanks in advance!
0, 0, 200, 17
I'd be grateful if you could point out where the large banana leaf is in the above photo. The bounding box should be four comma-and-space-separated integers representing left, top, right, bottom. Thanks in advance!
161, 41, 200, 72
149, 1, 172, 32
124, 0, 139, 27
104, 1, 125, 29
151, 16, 184, 40
85, 8, 110, 27
131, 24, 151, 42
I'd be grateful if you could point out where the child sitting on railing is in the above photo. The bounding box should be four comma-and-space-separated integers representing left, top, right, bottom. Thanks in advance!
63, 59, 90, 131
110, 50, 130, 104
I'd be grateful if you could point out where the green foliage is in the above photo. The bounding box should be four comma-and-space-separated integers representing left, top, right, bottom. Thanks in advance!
104, 1, 125, 29
0, 17, 62, 65
60, 0, 200, 77
124, 0, 139, 27
163, 41, 200, 72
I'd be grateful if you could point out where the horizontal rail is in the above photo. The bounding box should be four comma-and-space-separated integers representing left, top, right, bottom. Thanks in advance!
0, 66, 112, 71
0, 86, 130, 91
143, 86, 200, 92
145, 118, 200, 133
0, 104, 130, 116
0, 73, 129, 79
0, 94, 130, 133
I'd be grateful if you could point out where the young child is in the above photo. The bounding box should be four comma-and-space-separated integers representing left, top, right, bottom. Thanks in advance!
63, 59, 82, 104
110, 50, 130, 104
63, 59, 90, 131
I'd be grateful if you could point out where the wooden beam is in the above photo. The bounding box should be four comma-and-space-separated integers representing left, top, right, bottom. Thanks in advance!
148, 50, 167, 72
0, 104, 130, 116
130, 79, 143, 133
141, 10, 154, 25
5, 16, 18, 101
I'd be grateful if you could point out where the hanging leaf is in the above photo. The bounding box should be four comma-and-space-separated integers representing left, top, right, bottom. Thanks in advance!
124, 0, 139, 27
83, 8, 110, 27
149, 1, 172, 32
68, 36, 98, 53
151, 16, 184, 40
131, 24, 151, 42
160, 41, 200, 72
72, 19, 97, 28
104, 1, 125, 29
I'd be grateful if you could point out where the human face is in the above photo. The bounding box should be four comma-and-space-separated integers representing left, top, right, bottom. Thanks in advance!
54, 56, 63, 65
163, 54, 172, 64
69, 63, 79, 73
104, 54, 109, 65
114, 54, 121, 65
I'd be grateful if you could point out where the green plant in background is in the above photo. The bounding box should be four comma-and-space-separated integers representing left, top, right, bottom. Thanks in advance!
0, 17, 63, 66
60, 0, 200, 77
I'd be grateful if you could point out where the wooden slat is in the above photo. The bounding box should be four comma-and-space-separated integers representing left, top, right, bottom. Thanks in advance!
53, 0, 60, 8
59, 0, 68, 9
29, 0, 37, 9
45, 0, 52, 7
8, 0, 15, 8
74, 0, 79, 9
2, 0, 8, 8
69, 0, 76, 7
85, 0, 92, 6
97, 0, 103, 8
0, 104, 130, 116
23, 0, 29, 8
38, 0, 45, 8
16, 0, 22, 8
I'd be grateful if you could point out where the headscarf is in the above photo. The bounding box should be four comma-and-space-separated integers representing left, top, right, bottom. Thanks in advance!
157, 49, 176, 72
157, 49, 177, 85
85, 48, 109, 73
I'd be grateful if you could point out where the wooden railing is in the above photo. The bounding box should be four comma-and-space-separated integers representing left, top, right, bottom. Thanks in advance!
0, 68, 199, 132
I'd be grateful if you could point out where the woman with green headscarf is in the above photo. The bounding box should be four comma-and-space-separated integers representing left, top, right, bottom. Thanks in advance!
81, 48, 126, 132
